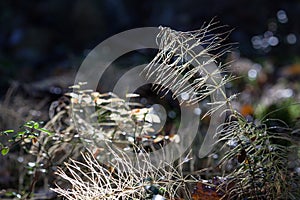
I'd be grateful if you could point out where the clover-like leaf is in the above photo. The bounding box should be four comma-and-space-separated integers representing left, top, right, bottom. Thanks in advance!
1, 147, 9, 156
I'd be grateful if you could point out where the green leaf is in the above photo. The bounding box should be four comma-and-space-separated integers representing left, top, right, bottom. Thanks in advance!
1, 147, 9, 155
28, 135, 37, 139
23, 121, 37, 129
17, 131, 25, 137
33, 122, 39, 129
2, 130, 14, 135
23, 124, 32, 129
37, 128, 53, 136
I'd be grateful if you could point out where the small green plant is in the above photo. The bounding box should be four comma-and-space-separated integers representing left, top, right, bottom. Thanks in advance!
0, 121, 55, 198
0, 130, 13, 155
0, 121, 52, 156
